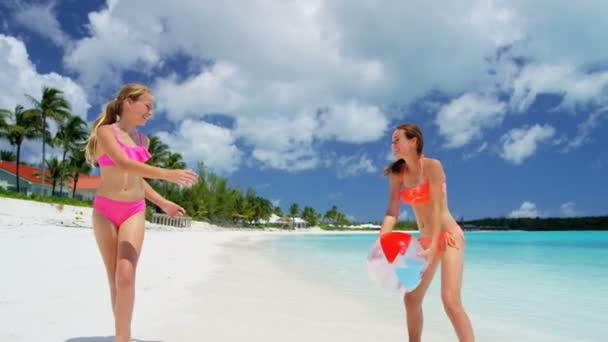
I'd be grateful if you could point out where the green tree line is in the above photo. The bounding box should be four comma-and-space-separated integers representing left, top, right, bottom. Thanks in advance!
460, 216, 608, 231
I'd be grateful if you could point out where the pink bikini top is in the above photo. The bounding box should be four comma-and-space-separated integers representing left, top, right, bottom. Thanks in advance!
400, 157, 446, 205
97, 124, 152, 167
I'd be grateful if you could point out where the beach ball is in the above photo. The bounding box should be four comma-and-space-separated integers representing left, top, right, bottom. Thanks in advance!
367, 232, 426, 293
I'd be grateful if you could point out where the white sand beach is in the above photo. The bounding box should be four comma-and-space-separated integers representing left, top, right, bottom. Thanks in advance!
0, 197, 245, 341
2, 197, 599, 342
0, 197, 469, 341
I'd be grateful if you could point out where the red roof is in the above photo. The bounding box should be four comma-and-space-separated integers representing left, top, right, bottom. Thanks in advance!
0, 160, 52, 185
69, 174, 101, 190
0, 160, 100, 189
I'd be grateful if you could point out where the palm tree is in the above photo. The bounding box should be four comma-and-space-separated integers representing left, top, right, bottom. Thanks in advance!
0, 109, 6, 134
146, 135, 170, 168
324, 205, 340, 224
145, 135, 171, 189
252, 196, 273, 223
301, 206, 318, 226
0, 150, 16, 162
68, 148, 91, 199
54, 115, 88, 194
26, 87, 71, 195
163, 152, 186, 169
42, 157, 66, 196
289, 203, 300, 229
0, 105, 40, 192
322, 205, 349, 227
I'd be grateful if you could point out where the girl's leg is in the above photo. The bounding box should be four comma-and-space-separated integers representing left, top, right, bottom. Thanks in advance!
92, 210, 119, 317
441, 234, 475, 342
403, 254, 441, 342
114, 211, 146, 342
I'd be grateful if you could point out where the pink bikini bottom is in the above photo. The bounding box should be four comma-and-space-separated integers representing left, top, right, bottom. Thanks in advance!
93, 195, 146, 227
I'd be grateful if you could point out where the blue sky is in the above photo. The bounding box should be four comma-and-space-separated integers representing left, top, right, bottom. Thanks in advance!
1, 0, 607, 222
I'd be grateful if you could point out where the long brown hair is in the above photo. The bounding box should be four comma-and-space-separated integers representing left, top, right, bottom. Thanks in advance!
384, 123, 424, 175
85, 83, 150, 164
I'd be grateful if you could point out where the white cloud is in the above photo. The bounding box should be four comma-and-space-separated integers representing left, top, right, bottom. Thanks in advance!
58, 0, 608, 171
469, 0, 524, 48
154, 62, 246, 120
436, 93, 506, 148
65, 0, 522, 102
61, 0, 525, 170
236, 111, 320, 172
315, 102, 388, 144
463, 142, 488, 160
233, 101, 388, 171
14, 2, 70, 48
63, 3, 161, 93
559, 202, 579, 217
155, 119, 242, 174
508, 201, 542, 218
500, 124, 555, 164
0, 33, 86, 169
323, 0, 520, 98
510, 63, 608, 113
0, 34, 90, 120
335, 153, 377, 179
561, 106, 608, 152
508, 0, 608, 68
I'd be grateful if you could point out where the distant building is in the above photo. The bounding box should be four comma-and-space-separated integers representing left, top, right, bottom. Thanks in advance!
0, 160, 54, 195
0, 160, 99, 200
342, 223, 381, 230
69, 175, 101, 201
259, 213, 310, 228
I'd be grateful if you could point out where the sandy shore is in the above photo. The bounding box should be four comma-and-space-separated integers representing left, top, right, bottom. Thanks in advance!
161, 236, 408, 341
0, 224, 245, 341
2, 197, 406, 342
5, 196, 556, 341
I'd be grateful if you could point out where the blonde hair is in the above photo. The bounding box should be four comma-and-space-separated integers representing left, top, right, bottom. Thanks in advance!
85, 83, 150, 164
384, 123, 424, 175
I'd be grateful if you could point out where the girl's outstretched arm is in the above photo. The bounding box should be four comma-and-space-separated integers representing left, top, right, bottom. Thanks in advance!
142, 180, 186, 217
96, 125, 197, 186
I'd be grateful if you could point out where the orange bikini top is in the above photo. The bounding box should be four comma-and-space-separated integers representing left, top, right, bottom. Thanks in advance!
400, 158, 446, 205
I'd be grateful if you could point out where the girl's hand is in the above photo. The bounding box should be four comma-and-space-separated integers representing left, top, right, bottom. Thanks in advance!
164, 169, 199, 187
418, 246, 436, 261
418, 244, 437, 274
159, 200, 186, 217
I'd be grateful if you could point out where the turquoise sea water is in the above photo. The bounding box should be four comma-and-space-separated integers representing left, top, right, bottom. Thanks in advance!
258, 231, 608, 341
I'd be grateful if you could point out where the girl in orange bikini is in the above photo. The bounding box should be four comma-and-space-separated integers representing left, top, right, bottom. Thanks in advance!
381, 123, 475, 342
85, 83, 199, 342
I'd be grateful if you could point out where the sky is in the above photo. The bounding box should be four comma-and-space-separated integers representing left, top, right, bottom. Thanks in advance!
0, 0, 607, 222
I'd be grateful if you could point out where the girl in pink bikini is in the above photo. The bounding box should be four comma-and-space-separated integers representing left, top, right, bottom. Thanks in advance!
381, 123, 475, 342
85, 83, 198, 342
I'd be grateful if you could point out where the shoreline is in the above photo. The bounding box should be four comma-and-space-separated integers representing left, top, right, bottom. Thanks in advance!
2, 196, 603, 233
0, 224, 416, 341
160, 234, 421, 341
2, 197, 605, 341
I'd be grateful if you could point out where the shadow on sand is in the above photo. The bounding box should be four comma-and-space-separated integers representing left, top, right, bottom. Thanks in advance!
66, 337, 163, 342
